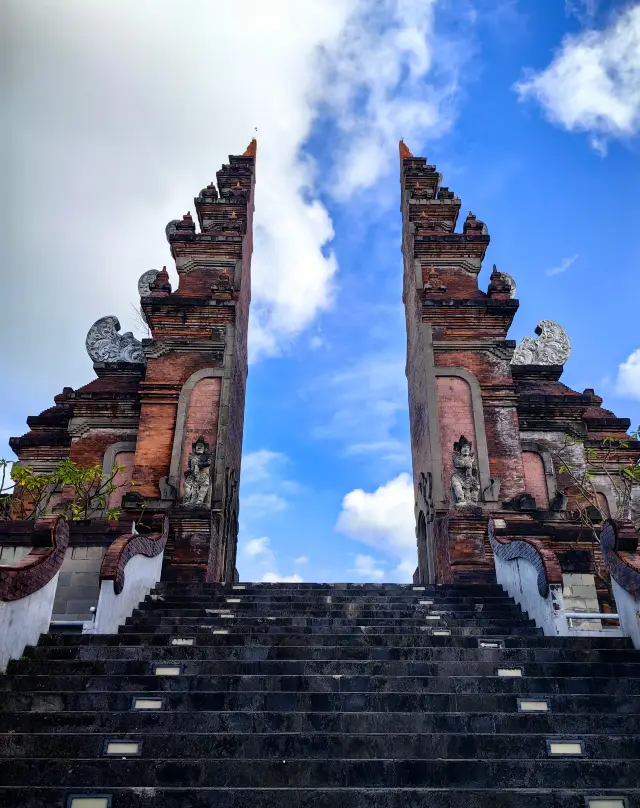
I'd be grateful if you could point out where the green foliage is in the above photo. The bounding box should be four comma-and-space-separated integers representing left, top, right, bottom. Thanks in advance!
550, 427, 640, 538
0, 457, 137, 522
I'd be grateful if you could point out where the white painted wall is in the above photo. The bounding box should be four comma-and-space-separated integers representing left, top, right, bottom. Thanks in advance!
90, 551, 164, 634
0, 573, 59, 672
493, 552, 565, 636
611, 578, 640, 649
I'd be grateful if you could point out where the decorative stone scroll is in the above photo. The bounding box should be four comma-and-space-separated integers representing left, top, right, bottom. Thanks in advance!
99, 515, 169, 595
488, 518, 562, 598
0, 518, 69, 602
85, 316, 146, 365
165, 220, 181, 242
138, 270, 159, 297
451, 436, 480, 508
511, 320, 571, 366
600, 520, 640, 599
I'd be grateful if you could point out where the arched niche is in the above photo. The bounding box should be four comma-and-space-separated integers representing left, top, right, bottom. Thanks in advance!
168, 368, 224, 496
101, 441, 136, 511
520, 440, 557, 510
434, 368, 491, 504
522, 451, 550, 509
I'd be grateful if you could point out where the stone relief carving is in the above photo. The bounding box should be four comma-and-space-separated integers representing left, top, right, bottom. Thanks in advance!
451, 435, 480, 508
138, 269, 160, 297
182, 436, 212, 507
85, 316, 145, 365
511, 320, 571, 366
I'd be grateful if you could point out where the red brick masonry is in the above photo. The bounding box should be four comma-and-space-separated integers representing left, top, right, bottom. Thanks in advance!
0, 518, 70, 602
100, 515, 169, 595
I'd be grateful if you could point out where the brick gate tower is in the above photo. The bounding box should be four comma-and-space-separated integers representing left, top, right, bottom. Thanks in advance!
7, 140, 257, 585
400, 142, 640, 591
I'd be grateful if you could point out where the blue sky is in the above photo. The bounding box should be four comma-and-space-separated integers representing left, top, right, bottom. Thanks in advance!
3, 1, 639, 582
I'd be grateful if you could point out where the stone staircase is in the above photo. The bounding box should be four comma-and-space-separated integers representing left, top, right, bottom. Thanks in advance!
1, 582, 638, 807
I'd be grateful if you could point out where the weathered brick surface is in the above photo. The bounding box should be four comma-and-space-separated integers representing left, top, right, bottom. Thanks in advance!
400, 143, 639, 589
6, 144, 255, 587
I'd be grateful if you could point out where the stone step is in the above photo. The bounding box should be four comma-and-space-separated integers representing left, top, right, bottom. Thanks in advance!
1, 732, 637, 760
144, 596, 520, 607
127, 603, 535, 626
2, 709, 636, 736
152, 583, 508, 593
2, 690, 638, 713
5, 788, 640, 808
22, 644, 640, 663
3, 579, 637, 806
9, 658, 640, 678
135, 607, 528, 619
6, 674, 640, 696
34, 632, 629, 648
118, 622, 542, 636
1, 757, 634, 789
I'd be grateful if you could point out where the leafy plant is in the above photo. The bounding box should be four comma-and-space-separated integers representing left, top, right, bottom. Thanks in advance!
0, 458, 137, 522
552, 428, 640, 537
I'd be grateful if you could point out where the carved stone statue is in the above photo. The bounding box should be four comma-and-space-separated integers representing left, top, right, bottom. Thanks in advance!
138, 270, 160, 297
511, 320, 571, 366
85, 316, 145, 365
182, 436, 212, 507
451, 435, 480, 508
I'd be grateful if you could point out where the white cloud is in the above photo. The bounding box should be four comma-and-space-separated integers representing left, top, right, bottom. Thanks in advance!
615, 348, 640, 400
545, 253, 579, 277
319, 0, 463, 199
515, 4, 640, 152
295, 556, 309, 565
309, 336, 324, 350
242, 450, 288, 485
239, 535, 303, 583
244, 537, 272, 558
242, 492, 288, 516
262, 572, 304, 583
313, 353, 410, 467
336, 472, 416, 579
3, 0, 466, 411
349, 553, 386, 580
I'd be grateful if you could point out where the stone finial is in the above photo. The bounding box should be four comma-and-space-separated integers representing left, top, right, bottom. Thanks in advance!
150, 266, 172, 296
199, 182, 218, 199
399, 140, 414, 160
463, 212, 488, 236
138, 270, 159, 298
85, 316, 145, 365
243, 138, 257, 158
165, 212, 196, 243
511, 320, 571, 366
488, 265, 517, 299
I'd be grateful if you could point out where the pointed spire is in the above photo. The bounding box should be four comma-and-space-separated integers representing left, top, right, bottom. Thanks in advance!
399, 140, 413, 161
243, 138, 257, 158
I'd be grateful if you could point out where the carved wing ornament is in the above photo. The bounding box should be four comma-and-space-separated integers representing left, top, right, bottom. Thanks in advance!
511, 319, 571, 366
85, 315, 146, 365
